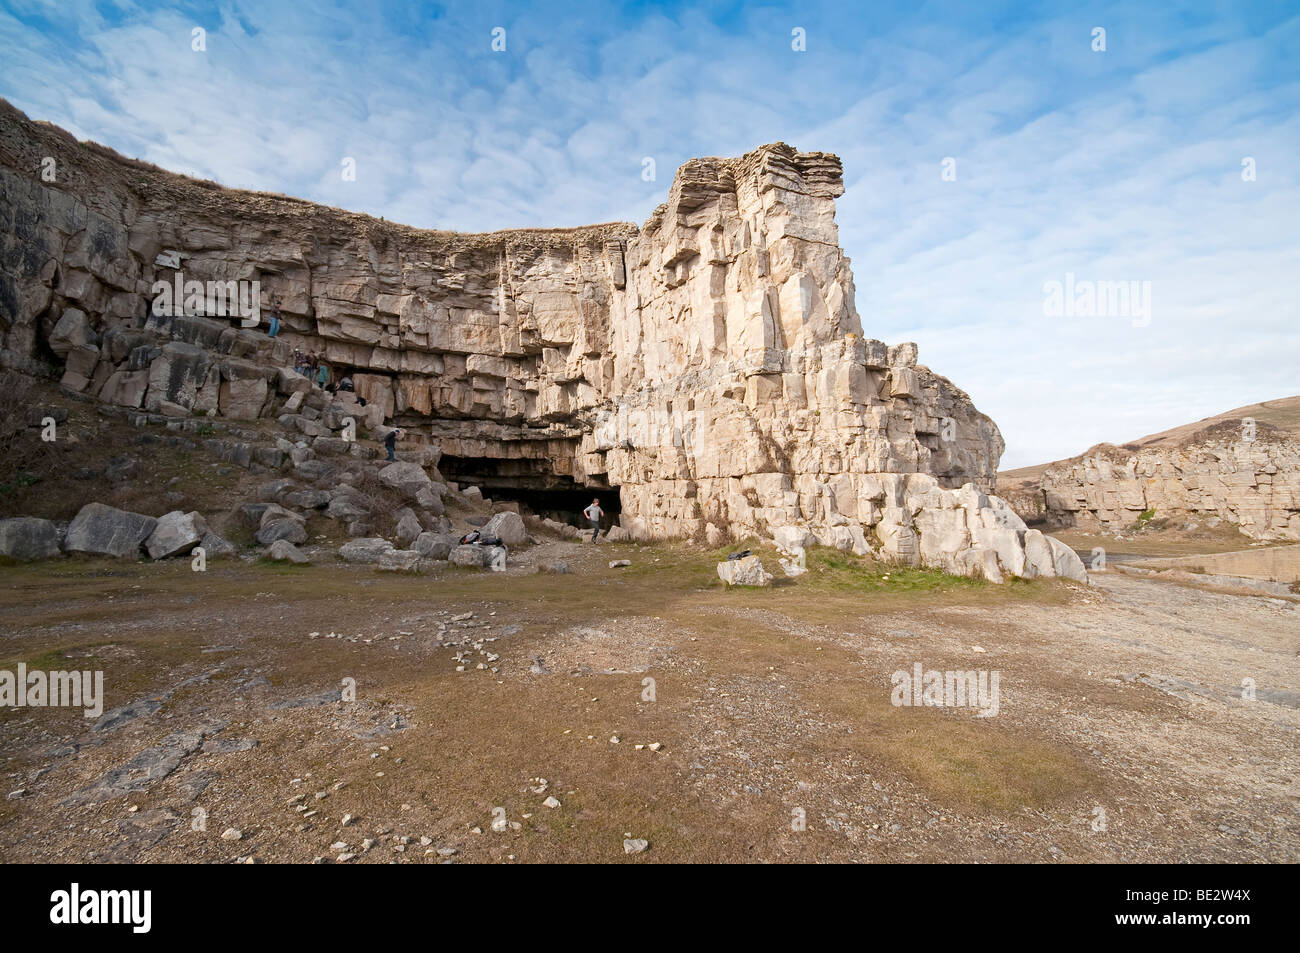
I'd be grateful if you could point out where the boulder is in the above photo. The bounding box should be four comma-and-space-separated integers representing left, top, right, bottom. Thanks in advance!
771, 525, 817, 551
481, 511, 527, 546
449, 544, 487, 568
219, 377, 269, 420
411, 532, 454, 560
395, 511, 423, 546
1022, 529, 1056, 579
717, 554, 773, 587
259, 503, 305, 528
64, 503, 157, 558
49, 308, 97, 356
778, 546, 807, 577
450, 544, 507, 570
240, 502, 270, 526
0, 518, 61, 560
313, 436, 351, 455
339, 538, 395, 564
284, 489, 330, 509
198, 532, 238, 558
266, 539, 309, 564
145, 510, 209, 559
255, 519, 307, 546
377, 549, 422, 572
326, 493, 370, 522
1047, 536, 1090, 584
257, 478, 296, 503
378, 461, 433, 498
414, 484, 446, 514
293, 459, 336, 483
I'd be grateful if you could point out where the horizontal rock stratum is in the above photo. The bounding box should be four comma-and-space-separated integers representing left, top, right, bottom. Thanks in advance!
0, 98, 1084, 582
1001, 398, 1300, 541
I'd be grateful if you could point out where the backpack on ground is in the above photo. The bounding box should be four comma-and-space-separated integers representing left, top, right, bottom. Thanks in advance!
459, 531, 481, 545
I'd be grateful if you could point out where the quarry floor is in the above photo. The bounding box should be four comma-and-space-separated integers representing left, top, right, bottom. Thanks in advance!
0, 539, 1296, 864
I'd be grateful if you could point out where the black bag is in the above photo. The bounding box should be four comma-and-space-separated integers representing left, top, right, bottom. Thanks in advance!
459, 531, 481, 545
479, 536, 503, 547
726, 549, 752, 561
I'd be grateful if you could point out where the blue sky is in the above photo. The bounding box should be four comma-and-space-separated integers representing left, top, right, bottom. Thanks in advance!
1, 0, 1297, 468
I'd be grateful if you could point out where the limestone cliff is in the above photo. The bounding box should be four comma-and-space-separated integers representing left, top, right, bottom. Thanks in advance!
1002, 402, 1300, 541
0, 99, 1082, 582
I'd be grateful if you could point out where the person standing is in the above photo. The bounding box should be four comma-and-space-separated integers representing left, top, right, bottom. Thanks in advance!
385, 427, 400, 461
582, 498, 604, 542
267, 299, 282, 338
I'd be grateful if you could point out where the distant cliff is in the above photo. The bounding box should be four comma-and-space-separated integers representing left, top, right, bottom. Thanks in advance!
1001, 398, 1300, 541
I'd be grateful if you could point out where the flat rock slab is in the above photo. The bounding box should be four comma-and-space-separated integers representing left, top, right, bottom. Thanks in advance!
64, 503, 157, 558
268, 689, 340, 710
61, 722, 225, 806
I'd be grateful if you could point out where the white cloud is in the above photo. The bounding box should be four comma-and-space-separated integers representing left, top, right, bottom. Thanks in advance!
0, 0, 1295, 469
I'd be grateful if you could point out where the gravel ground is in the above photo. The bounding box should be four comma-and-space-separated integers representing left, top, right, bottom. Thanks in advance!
0, 543, 1295, 863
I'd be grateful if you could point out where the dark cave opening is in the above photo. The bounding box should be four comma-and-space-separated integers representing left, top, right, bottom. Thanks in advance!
438, 454, 620, 527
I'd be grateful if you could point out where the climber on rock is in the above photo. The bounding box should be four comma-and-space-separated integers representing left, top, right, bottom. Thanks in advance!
385, 427, 400, 461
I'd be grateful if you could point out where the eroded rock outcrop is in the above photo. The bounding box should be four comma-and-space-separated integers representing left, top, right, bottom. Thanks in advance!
1004, 420, 1300, 541
0, 99, 1079, 581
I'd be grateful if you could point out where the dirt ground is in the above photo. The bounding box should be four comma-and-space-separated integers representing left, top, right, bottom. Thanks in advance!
0, 539, 1295, 864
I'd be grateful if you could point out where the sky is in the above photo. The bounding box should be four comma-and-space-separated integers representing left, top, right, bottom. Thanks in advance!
1, 0, 1296, 468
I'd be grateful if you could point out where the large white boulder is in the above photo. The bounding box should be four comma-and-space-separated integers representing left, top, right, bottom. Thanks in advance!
717, 554, 773, 587
482, 511, 527, 546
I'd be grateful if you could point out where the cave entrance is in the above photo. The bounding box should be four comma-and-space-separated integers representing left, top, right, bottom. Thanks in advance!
437, 454, 620, 528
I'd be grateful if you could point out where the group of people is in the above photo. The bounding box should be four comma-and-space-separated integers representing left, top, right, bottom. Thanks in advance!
292, 348, 332, 389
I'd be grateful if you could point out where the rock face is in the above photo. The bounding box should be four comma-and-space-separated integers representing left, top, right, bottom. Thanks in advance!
0, 100, 1075, 581
1003, 421, 1300, 542
64, 503, 157, 558
0, 517, 61, 560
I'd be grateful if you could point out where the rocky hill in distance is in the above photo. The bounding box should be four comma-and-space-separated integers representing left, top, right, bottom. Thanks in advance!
1001, 396, 1300, 541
